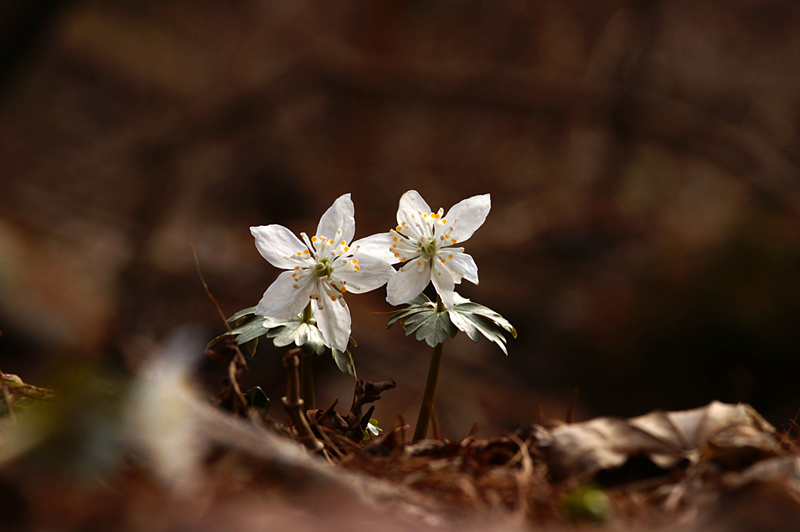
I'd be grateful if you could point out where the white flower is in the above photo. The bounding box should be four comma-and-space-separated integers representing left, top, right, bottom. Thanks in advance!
250, 194, 395, 352
385, 190, 490, 309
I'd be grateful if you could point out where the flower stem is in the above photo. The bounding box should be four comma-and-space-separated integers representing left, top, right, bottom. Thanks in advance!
300, 302, 315, 410
412, 296, 446, 442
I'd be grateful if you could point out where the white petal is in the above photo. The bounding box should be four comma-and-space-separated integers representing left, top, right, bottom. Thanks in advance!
444, 251, 478, 285
386, 261, 431, 306
316, 193, 355, 243
397, 190, 432, 225
351, 232, 399, 264
336, 255, 395, 293
444, 194, 491, 243
255, 271, 313, 319
314, 295, 351, 352
430, 260, 456, 309
251, 225, 307, 269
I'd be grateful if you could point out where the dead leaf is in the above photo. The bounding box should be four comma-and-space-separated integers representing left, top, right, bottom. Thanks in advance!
539, 401, 781, 484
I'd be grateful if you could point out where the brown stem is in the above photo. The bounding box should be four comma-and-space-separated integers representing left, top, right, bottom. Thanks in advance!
282, 349, 323, 453
300, 354, 315, 410
412, 296, 446, 442
300, 302, 316, 409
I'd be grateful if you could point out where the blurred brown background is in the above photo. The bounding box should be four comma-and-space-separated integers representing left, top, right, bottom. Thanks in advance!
1, 0, 799, 438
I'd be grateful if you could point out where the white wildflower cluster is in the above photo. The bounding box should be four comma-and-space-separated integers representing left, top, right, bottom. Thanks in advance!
249, 191, 492, 356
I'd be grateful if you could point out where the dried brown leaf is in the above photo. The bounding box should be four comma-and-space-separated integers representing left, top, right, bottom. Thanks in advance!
542, 401, 781, 484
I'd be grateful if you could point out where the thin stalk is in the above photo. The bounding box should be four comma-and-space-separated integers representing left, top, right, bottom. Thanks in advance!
412, 296, 446, 442
282, 349, 323, 453
300, 302, 315, 410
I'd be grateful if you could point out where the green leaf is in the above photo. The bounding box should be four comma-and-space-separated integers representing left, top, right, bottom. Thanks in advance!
206, 331, 231, 350
205, 312, 271, 350
449, 300, 515, 355
332, 346, 357, 380
447, 310, 481, 342
243, 386, 270, 415
232, 317, 273, 344
304, 325, 328, 355
227, 306, 257, 324
244, 338, 259, 356
209, 307, 358, 375
389, 299, 456, 347
389, 294, 517, 354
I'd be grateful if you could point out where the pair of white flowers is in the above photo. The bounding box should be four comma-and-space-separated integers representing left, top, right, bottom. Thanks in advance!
250, 191, 491, 352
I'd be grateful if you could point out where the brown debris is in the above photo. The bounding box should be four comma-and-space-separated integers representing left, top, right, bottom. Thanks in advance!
539, 401, 782, 484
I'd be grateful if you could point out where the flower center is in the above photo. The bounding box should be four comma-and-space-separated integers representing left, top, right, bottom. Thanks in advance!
314, 257, 335, 278
418, 238, 438, 257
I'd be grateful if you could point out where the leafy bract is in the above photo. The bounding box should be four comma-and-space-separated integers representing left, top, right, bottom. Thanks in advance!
388, 293, 516, 353
207, 307, 357, 378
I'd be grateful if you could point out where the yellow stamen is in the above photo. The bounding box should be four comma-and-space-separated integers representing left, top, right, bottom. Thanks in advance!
311, 237, 317, 242
392, 236, 398, 242
355, 266, 360, 271
303, 249, 310, 254
442, 219, 447, 224
396, 226, 402, 232
352, 259, 358, 264
392, 244, 397, 248
329, 240, 334, 245
394, 252, 400, 257
344, 246, 349, 252
448, 254, 453, 259
340, 240, 346, 245
441, 258, 446, 263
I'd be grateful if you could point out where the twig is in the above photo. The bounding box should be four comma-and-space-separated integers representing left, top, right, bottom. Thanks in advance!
191, 244, 247, 407
282, 349, 324, 454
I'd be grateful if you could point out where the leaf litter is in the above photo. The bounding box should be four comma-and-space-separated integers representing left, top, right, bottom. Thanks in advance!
2, 339, 800, 531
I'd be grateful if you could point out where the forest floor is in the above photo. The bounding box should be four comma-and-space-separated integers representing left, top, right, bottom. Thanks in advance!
2, 346, 800, 532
